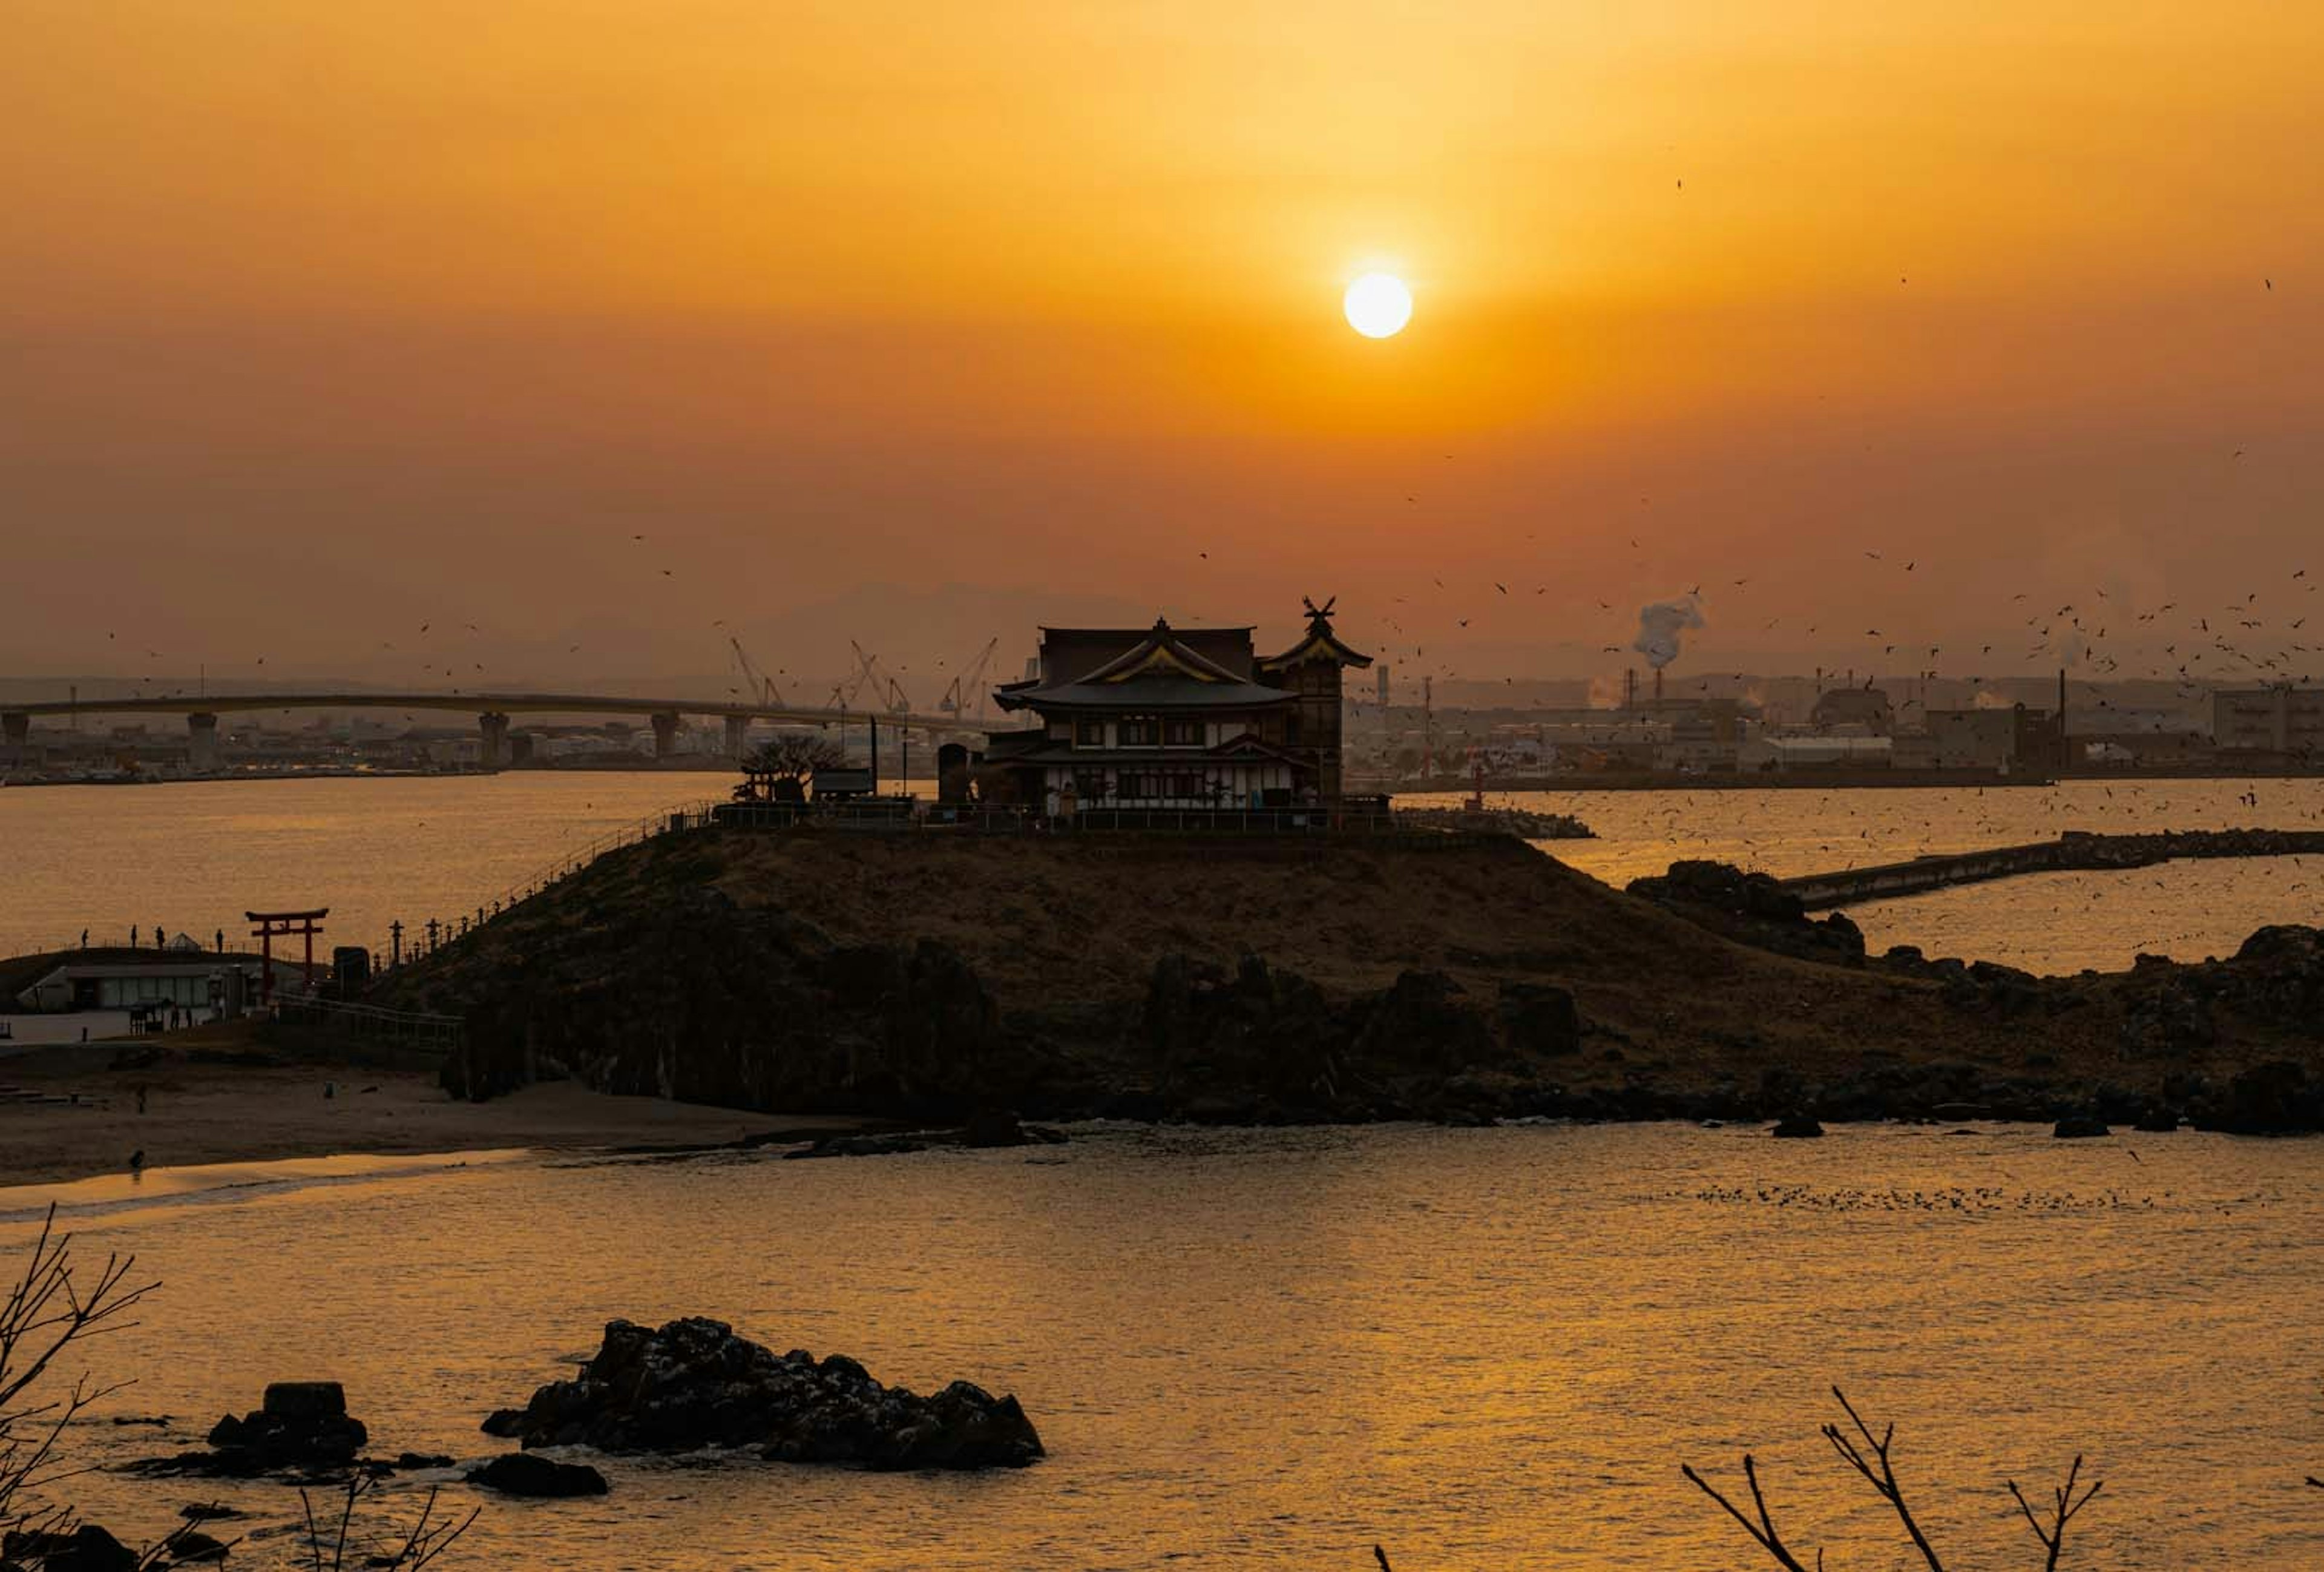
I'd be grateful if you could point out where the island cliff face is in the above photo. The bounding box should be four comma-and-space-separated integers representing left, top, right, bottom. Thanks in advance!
375, 830, 2324, 1131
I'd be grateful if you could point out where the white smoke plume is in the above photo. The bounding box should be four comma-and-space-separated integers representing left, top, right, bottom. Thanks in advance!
1631, 595, 1705, 669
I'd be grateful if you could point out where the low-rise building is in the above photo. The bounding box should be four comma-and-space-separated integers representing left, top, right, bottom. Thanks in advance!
2213, 686, 2324, 758
1915, 705, 2063, 775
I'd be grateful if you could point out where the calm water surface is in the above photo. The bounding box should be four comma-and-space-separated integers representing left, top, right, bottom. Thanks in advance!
9, 1125, 2321, 1570
3, 775, 2320, 973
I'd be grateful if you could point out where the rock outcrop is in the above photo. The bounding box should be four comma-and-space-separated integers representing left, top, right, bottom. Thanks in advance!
487, 1318, 1044, 1471
465, 1453, 609, 1497
1628, 861, 1867, 965
202, 1383, 367, 1473
1, 1525, 137, 1572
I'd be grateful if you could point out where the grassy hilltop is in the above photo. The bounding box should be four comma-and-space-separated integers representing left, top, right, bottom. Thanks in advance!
375, 829, 2324, 1131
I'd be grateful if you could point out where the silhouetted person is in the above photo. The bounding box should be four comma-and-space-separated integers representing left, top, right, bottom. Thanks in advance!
130, 926, 138, 949
128, 1149, 145, 1174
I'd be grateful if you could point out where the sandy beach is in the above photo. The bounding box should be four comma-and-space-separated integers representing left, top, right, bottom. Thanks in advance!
0, 1025, 863, 1188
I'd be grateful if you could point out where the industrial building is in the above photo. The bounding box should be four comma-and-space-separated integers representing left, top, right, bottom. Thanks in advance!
1906, 705, 2066, 776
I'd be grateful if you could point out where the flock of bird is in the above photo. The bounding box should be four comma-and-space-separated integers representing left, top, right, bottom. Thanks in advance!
1687, 1182, 2221, 1216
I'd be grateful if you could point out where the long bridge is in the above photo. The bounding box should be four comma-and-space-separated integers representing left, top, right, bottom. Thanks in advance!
0, 691, 977, 769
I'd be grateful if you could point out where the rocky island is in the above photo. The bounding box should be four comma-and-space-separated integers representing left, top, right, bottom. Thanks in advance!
372, 827, 2324, 1133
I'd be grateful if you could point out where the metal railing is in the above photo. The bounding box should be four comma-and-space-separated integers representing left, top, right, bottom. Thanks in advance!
273, 993, 465, 1050
710, 797, 1399, 835
376, 799, 721, 967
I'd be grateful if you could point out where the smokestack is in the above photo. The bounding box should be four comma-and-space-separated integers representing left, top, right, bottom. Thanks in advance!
1653, 668, 1664, 706
1624, 668, 1638, 711
2058, 667, 2069, 772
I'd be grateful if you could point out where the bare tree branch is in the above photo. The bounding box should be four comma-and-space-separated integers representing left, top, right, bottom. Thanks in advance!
1, 1209, 159, 1537
1686, 1389, 2104, 1571
1820, 1386, 1946, 1571
2007, 1455, 2102, 1572
1680, 1455, 1817, 1571
301, 1473, 480, 1571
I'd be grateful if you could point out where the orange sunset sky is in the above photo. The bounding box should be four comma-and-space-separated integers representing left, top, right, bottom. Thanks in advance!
4, 2, 2320, 690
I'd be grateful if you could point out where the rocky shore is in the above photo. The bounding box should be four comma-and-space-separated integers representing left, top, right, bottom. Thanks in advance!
485, 1317, 1043, 1470
373, 829, 2323, 1133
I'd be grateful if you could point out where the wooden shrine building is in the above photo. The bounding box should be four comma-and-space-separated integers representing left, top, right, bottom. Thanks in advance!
980, 597, 1371, 810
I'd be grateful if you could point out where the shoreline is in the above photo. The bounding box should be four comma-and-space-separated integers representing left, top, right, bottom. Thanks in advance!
0, 1044, 868, 1188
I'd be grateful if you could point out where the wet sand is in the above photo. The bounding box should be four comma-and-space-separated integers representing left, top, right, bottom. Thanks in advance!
0, 1033, 862, 1188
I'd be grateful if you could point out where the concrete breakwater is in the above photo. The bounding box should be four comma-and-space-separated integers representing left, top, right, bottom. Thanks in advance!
1781, 827, 2324, 910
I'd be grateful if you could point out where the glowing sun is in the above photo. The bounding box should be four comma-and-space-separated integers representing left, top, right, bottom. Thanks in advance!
1343, 272, 1412, 338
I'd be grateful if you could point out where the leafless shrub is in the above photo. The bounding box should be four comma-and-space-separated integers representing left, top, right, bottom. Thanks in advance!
298, 1473, 477, 1572
1681, 1386, 2102, 1571
1, 1205, 156, 1538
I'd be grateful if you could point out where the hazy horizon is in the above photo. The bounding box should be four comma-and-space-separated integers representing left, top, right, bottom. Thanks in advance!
7, 4, 2321, 695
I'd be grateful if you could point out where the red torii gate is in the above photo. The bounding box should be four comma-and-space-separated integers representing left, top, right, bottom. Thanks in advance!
247, 907, 328, 1004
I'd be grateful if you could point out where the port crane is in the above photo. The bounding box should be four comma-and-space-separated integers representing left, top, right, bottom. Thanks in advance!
828, 641, 911, 715
727, 636, 787, 709
937, 637, 1000, 720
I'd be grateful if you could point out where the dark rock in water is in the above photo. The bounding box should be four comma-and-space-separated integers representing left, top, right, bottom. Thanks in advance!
481, 1408, 529, 1438
165, 1529, 230, 1563
489, 1317, 1043, 1471
2052, 1115, 2111, 1139
1, 1525, 137, 1572
176, 1505, 245, 1522
1771, 1114, 1824, 1139
199, 1383, 367, 1473
2132, 1107, 2181, 1133
393, 1452, 455, 1471
2196, 1059, 2323, 1135
465, 1453, 609, 1498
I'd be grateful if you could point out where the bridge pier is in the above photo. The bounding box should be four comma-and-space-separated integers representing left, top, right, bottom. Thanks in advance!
479, 711, 510, 769
724, 714, 750, 758
2, 711, 27, 759
509, 731, 534, 768
186, 712, 219, 772
651, 711, 680, 759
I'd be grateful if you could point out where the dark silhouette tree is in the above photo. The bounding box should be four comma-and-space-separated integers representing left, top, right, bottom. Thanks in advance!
1681, 1387, 2102, 1571
735, 734, 850, 801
